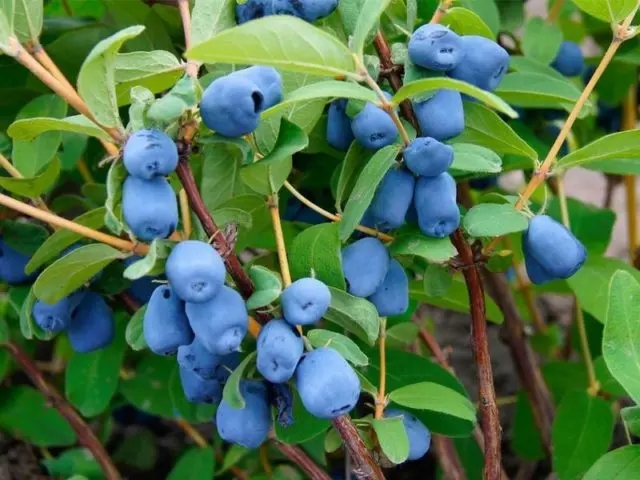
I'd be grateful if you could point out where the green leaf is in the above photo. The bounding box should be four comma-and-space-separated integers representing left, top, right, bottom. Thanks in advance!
43, 448, 101, 479
441, 7, 494, 38
274, 389, 330, 444
26, 207, 106, 274
200, 137, 251, 211
583, 445, 640, 479
423, 263, 453, 298
389, 228, 456, 263
105, 159, 127, 235
113, 429, 158, 471
568, 257, 640, 324
12, 94, 67, 177
462, 203, 528, 237
307, 329, 368, 366
392, 78, 516, 117
289, 223, 346, 290
14, 286, 50, 341
586, 158, 640, 175
126, 305, 147, 351
495, 72, 591, 115
33, 244, 124, 304
324, 287, 380, 345
146, 74, 198, 123
65, 315, 127, 417
388, 382, 476, 423
246, 266, 282, 310
77, 25, 145, 129
602, 270, 640, 403
339, 145, 401, 241
2, 0, 42, 43
622, 406, 640, 437
509, 55, 566, 81
222, 352, 257, 409
571, 0, 635, 22
120, 355, 175, 417
456, 101, 537, 160
0, 316, 9, 343
522, 17, 562, 65
372, 416, 410, 465
240, 119, 307, 195
262, 81, 378, 120
335, 142, 371, 212
190, 0, 235, 47
123, 240, 173, 279
8, 115, 113, 143
168, 447, 215, 480
552, 390, 614, 480
557, 130, 640, 171
386, 322, 419, 346
1, 219, 48, 256
0, 8, 12, 51
0, 386, 75, 447
451, 143, 502, 174
219, 445, 250, 474
351, 0, 392, 56
459, 0, 500, 35
0, 156, 59, 198
114, 50, 183, 105
186, 16, 356, 78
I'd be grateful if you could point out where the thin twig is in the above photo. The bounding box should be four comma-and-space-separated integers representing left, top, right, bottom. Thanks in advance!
177, 0, 201, 78
0, 192, 148, 254
374, 317, 387, 419
0, 153, 52, 215
547, 0, 566, 23
179, 189, 192, 239
283, 180, 394, 242
622, 82, 638, 261
451, 230, 502, 480
333, 416, 385, 480
1, 342, 121, 480
268, 195, 292, 287
429, 0, 454, 24
273, 440, 333, 480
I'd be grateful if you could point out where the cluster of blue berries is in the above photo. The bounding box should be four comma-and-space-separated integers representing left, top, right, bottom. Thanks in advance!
122, 129, 179, 242
236, 0, 338, 24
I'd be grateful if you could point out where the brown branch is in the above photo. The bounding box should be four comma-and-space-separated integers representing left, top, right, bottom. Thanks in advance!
1, 342, 121, 480
432, 436, 465, 480
273, 440, 332, 480
450, 230, 501, 480
333, 416, 385, 479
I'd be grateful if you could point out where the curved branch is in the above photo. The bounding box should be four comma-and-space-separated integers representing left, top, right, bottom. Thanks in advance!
1, 342, 121, 480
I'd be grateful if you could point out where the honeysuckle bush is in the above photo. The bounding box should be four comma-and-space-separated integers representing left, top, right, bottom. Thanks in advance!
0, 0, 640, 479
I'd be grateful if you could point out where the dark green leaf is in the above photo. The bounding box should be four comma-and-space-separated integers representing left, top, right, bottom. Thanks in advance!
508, 55, 566, 81
522, 17, 562, 64
557, 130, 640, 171
43, 448, 101, 479
451, 143, 502, 174
105, 159, 127, 235
552, 390, 614, 480
572, 0, 635, 22
200, 137, 251, 211
422, 263, 452, 298
389, 228, 456, 263
34, 244, 124, 304
168, 447, 215, 480
275, 389, 330, 444
324, 287, 380, 345
307, 329, 368, 366
335, 142, 370, 212
622, 406, 640, 437
340, 145, 401, 241
113, 429, 158, 470
1, 219, 48, 256
186, 16, 356, 78
289, 223, 346, 290
602, 270, 640, 402
8, 114, 113, 143
120, 355, 175, 417
125, 304, 147, 351
0, 386, 76, 446
456, 101, 537, 160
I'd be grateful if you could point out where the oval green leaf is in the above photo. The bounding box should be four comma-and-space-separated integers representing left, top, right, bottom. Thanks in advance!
462, 203, 529, 237
307, 329, 369, 366
388, 381, 476, 422
324, 287, 380, 345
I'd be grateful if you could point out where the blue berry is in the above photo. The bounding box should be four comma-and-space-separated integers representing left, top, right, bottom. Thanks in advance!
351, 101, 398, 150
256, 319, 304, 383
67, 292, 114, 353
33, 289, 86, 333
122, 176, 178, 242
0, 238, 35, 285
367, 167, 416, 231
123, 129, 178, 180
179, 367, 222, 404
404, 137, 454, 177
384, 408, 431, 461
551, 41, 584, 77
341, 237, 390, 297
327, 99, 354, 151
408, 24, 464, 71
281, 277, 331, 326
143, 285, 194, 356
368, 259, 409, 317
295, 347, 360, 419
413, 89, 464, 141
216, 380, 271, 448
178, 337, 221, 380
166, 241, 226, 304
414, 172, 460, 238
449, 36, 509, 91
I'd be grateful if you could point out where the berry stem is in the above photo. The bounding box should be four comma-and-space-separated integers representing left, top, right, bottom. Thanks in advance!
429, 0, 454, 24
0, 192, 148, 254
178, 189, 192, 239
6, 37, 122, 146
622, 83, 638, 262
556, 176, 600, 396
374, 317, 387, 419
177, 0, 201, 78
282, 180, 394, 242
1, 341, 121, 480
0, 153, 53, 218
268, 194, 292, 287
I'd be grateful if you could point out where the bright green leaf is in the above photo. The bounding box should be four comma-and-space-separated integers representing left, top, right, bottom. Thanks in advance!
463, 203, 529, 237
389, 229, 456, 263
324, 287, 380, 345
583, 445, 640, 479
441, 7, 494, 38
0, 156, 60, 198
451, 143, 502, 174
168, 447, 215, 480
307, 329, 369, 366
246, 265, 282, 310
222, 352, 257, 409
522, 17, 562, 65
372, 416, 410, 465
389, 382, 476, 422
351, 0, 392, 56
8, 115, 113, 143
557, 130, 640, 172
